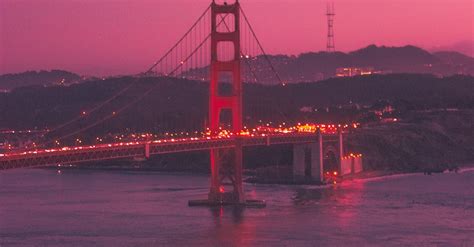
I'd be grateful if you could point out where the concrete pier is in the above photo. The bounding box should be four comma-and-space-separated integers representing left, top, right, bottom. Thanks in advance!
293, 132, 323, 182
292, 129, 365, 182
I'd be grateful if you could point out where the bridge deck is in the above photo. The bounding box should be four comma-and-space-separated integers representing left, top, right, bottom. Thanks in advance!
0, 133, 339, 170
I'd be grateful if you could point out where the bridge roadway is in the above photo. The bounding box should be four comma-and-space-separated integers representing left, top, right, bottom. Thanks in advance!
0, 133, 339, 170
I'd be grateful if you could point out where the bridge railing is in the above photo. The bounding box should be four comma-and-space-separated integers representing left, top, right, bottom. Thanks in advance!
0, 132, 327, 170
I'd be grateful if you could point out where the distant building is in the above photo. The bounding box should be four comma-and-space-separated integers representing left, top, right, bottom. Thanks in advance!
335, 67, 385, 77
372, 105, 395, 116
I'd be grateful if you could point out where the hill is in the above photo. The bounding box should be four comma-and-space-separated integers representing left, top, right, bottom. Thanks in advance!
431, 40, 474, 57
0, 70, 82, 91
0, 73, 472, 131
185, 45, 474, 84
2, 45, 472, 91
432, 51, 474, 75
1, 74, 473, 173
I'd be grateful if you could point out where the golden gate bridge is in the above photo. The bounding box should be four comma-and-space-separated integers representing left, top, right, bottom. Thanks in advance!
0, 1, 362, 206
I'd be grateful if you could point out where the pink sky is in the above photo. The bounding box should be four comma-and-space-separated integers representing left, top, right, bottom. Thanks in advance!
1, 0, 472, 76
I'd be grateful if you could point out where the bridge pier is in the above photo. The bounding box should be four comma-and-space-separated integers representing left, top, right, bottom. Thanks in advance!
292, 129, 349, 183
145, 142, 150, 159
338, 129, 344, 166
207, 144, 245, 204
293, 131, 324, 183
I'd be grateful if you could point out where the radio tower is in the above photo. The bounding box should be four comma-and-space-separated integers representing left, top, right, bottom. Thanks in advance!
326, 2, 336, 52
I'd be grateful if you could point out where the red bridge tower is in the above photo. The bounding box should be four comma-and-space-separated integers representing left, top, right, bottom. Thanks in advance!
208, 0, 244, 204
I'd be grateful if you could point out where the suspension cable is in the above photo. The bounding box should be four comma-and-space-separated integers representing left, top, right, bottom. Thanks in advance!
240, 6, 285, 86
39, 13, 231, 147
33, 4, 213, 148
144, 4, 211, 74
47, 5, 211, 134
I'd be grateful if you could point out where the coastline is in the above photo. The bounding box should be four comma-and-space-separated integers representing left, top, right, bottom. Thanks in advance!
458, 166, 474, 174
40, 162, 474, 186
328, 162, 474, 183
245, 162, 474, 185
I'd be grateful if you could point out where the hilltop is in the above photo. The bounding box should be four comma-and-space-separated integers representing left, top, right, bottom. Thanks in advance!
262, 45, 474, 83
2, 45, 473, 92
185, 45, 474, 83
0, 70, 83, 91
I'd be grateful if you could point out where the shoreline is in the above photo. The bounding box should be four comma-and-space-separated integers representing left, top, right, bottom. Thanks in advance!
245, 162, 474, 186
326, 163, 474, 184
34, 162, 474, 185
458, 166, 474, 173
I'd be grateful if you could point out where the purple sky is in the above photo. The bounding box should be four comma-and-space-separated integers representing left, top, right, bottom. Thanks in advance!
1, 0, 472, 76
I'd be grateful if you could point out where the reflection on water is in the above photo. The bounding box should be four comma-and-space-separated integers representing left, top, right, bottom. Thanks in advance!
0, 169, 473, 246
209, 206, 245, 223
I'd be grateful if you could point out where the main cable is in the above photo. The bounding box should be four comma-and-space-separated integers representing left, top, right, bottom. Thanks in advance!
38, 13, 231, 148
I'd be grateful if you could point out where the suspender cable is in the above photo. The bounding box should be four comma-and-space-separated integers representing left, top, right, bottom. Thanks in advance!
240, 6, 285, 86
38, 14, 231, 147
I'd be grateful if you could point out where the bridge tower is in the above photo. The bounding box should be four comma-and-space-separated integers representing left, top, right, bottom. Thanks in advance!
208, 0, 244, 204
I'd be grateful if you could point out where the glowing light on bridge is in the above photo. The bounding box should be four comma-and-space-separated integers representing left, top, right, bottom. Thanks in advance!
1, 123, 359, 159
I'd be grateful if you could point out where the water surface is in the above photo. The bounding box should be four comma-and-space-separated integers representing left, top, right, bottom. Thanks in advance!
0, 169, 473, 246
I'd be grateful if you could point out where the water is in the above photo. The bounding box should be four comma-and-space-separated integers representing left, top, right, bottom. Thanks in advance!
0, 168, 473, 246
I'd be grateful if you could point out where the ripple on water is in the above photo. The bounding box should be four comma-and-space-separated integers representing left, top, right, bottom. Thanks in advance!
0, 169, 473, 246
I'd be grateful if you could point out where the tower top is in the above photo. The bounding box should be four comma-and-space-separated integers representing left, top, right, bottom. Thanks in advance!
326, 2, 336, 52
212, 0, 239, 4
326, 2, 335, 16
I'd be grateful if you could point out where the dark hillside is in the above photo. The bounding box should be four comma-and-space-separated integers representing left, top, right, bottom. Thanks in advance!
0, 70, 82, 91
1, 74, 473, 173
